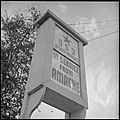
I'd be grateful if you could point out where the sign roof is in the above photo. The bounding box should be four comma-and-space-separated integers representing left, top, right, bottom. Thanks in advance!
33, 9, 88, 46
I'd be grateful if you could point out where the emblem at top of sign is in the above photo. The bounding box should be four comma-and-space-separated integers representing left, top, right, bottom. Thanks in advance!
63, 35, 71, 45
54, 26, 79, 65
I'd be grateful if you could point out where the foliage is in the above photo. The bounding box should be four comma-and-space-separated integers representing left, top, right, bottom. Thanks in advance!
1, 6, 42, 119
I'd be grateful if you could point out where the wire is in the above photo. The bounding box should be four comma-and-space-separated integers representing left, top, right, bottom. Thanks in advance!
79, 24, 118, 34
68, 19, 119, 25
86, 47, 115, 69
85, 40, 116, 54
88, 31, 119, 42
85, 45, 116, 69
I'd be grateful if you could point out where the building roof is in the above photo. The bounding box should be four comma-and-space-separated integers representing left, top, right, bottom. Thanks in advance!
33, 9, 88, 46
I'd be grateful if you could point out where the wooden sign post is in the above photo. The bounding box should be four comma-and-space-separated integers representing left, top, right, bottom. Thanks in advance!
20, 10, 88, 119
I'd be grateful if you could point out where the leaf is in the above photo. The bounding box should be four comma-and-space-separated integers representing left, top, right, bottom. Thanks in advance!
1, 5, 42, 119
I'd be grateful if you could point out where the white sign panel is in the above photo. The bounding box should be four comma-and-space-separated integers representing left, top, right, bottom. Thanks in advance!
54, 26, 79, 64
51, 50, 80, 96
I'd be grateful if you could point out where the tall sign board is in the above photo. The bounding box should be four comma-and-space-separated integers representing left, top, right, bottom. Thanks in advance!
20, 10, 88, 119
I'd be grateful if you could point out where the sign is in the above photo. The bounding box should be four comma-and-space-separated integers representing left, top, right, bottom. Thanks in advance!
20, 10, 88, 119
51, 50, 80, 96
54, 25, 79, 64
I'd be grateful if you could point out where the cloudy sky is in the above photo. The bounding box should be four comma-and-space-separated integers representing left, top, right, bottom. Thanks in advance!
1, 1, 119, 119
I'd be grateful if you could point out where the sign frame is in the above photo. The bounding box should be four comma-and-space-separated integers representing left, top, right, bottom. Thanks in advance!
20, 9, 88, 119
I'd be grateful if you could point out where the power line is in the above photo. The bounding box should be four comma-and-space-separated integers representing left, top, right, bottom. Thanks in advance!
85, 40, 116, 54
88, 31, 119, 42
86, 47, 115, 69
85, 45, 116, 69
68, 19, 119, 25
79, 24, 118, 34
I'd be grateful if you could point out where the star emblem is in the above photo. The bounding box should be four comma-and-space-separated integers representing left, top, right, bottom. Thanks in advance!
63, 35, 71, 45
